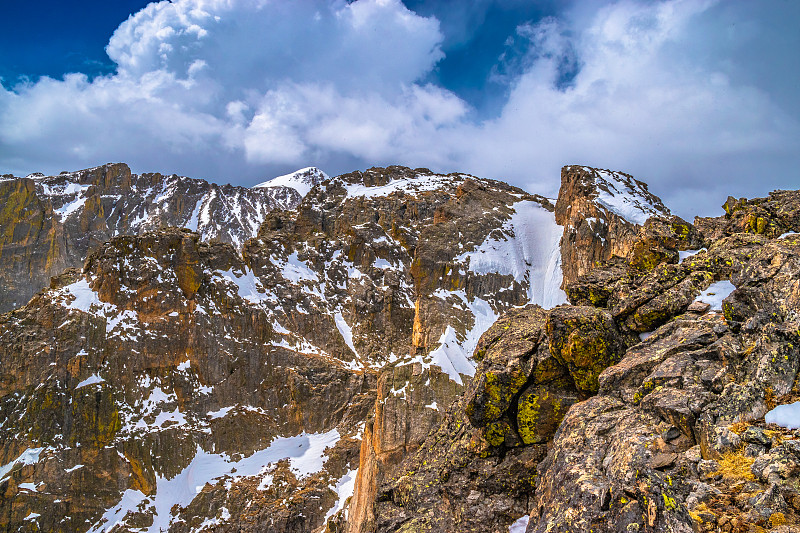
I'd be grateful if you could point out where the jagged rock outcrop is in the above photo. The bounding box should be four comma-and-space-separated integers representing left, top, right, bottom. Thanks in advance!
0, 163, 310, 313
696, 190, 800, 240
555, 165, 672, 287
530, 232, 800, 533
368, 185, 800, 533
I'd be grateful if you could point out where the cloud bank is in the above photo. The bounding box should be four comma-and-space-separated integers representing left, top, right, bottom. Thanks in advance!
1, 0, 798, 217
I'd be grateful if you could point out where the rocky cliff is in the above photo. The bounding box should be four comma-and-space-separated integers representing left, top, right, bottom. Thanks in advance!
0, 164, 321, 313
2, 161, 797, 533
370, 186, 800, 532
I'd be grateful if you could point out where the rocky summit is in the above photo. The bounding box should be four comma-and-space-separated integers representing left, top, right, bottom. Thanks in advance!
0, 163, 799, 533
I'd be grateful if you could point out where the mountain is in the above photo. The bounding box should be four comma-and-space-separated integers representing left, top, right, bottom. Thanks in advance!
253, 167, 330, 198
1, 162, 799, 533
0, 163, 306, 313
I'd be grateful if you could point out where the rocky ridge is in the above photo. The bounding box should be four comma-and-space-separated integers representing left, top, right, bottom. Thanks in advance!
0, 164, 321, 313
369, 186, 800, 532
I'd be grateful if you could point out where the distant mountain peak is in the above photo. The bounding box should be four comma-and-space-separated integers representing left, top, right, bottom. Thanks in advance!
253, 166, 329, 197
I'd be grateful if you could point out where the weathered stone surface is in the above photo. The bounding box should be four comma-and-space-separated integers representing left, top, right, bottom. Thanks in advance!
0, 228, 374, 532
531, 222, 800, 532
627, 215, 704, 271
555, 165, 671, 287
695, 189, 800, 241
465, 306, 550, 427
547, 305, 635, 393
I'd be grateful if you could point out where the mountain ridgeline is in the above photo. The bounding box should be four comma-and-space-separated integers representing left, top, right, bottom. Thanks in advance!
0, 163, 799, 533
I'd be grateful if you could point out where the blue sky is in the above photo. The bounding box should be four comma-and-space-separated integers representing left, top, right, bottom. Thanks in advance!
1, 0, 798, 218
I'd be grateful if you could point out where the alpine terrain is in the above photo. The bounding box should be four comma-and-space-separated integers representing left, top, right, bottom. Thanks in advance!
0, 162, 799, 533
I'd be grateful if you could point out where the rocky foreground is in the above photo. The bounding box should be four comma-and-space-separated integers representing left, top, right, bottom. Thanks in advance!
0, 163, 798, 532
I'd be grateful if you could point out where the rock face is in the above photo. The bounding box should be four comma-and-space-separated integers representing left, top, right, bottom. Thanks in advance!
367, 184, 800, 533
0, 163, 305, 313
555, 165, 672, 287
3, 160, 799, 533
0, 228, 372, 532
531, 232, 800, 533
242, 166, 567, 533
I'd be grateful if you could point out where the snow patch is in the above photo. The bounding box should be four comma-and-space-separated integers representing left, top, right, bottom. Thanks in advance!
679, 248, 705, 261
590, 168, 667, 225
374, 257, 393, 269
75, 374, 106, 389
206, 406, 235, 420
766, 402, 800, 429
276, 252, 320, 283
344, 174, 464, 199
455, 200, 566, 309
55, 195, 89, 221
89, 429, 340, 532
509, 515, 530, 533
334, 312, 358, 358
215, 268, 269, 304
325, 468, 358, 521
418, 296, 498, 385
253, 167, 328, 197
693, 280, 736, 311
62, 279, 101, 312
0, 447, 45, 482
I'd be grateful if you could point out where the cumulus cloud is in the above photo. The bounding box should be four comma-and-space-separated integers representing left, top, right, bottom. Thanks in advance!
0, 0, 797, 217
446, 0, 800, 216
0, 0, 464, 179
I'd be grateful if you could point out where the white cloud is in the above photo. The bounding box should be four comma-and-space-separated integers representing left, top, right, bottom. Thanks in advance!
0, 0, 797, 218
440, 0, 800, 216
0, 0, 462, 178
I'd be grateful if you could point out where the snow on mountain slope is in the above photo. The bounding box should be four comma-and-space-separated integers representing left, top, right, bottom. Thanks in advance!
247, 166, 566, 384
586, 167, 669, 225
0, 163, 320, 313
88, 429, 341, 533
424, 199, 567, 383
456, 200, 567, 309
253, 166, 329, 197
34, 164, 308, 248
0, 164, 580, 532
0, 227, 369, 532
343, 172, 468, 199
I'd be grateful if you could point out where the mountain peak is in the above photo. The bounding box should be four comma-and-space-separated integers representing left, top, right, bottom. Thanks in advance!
253, 166, 329, 197
560, 165, 670, 225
